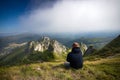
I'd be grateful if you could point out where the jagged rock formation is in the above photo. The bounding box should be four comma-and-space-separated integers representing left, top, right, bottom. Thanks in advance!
84, 46, 96, 55
0, 37, 67, 65
79, 42, 88, 55
28, 37, 67, 54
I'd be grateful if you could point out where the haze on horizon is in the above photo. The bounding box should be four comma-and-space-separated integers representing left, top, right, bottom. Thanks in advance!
0, 0, 120, 34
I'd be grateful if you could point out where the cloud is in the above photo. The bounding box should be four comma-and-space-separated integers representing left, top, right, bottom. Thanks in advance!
20, 0, 120, 33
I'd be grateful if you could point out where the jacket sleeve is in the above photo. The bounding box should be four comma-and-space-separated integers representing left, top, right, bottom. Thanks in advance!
66, 53, 70, 62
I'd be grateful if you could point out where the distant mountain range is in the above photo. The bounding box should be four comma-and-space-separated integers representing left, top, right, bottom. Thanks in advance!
0, 33, 119, 66
0, 33, 117, 51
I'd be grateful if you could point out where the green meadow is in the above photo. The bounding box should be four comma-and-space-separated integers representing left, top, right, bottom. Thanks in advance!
0, 54, 120, 80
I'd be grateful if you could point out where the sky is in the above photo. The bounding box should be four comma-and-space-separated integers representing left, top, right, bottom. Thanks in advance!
0, 0, 120, 34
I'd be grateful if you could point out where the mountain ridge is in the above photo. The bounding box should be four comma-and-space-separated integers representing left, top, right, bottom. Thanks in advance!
96, 35, 120, 57
0, 37, 68, 65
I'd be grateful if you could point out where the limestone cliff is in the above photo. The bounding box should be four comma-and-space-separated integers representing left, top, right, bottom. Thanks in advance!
28, 37, 67, 54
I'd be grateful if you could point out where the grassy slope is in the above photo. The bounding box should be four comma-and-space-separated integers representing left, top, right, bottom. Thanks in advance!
96, 35, 120, 57
0, 54, 120, 80
0, 46, 28, 66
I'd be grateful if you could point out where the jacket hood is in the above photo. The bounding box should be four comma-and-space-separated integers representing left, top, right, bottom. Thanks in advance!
72, 47, 81, 53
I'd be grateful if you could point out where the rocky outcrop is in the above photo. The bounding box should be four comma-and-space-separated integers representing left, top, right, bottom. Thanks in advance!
84, 46, 95, 55
28, 37, 67, 54
80, 42, 88, 55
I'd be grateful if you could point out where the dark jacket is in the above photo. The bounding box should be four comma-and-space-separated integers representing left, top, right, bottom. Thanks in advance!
67, 47, 83, 69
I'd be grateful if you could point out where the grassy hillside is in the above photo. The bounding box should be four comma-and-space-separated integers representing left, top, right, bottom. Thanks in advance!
0, 55, 120, 80
0, 46, 28, 66
96, 35, 120, 57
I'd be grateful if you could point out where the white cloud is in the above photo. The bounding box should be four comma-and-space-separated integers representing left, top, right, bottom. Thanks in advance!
20, 0, 120, 33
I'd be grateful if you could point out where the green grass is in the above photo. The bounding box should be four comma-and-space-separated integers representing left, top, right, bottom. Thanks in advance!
95, 35, 120, 57
0, 46, 27, 66
0, 54, 120, 80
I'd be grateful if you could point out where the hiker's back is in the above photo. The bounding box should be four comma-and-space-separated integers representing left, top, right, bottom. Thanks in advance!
67, 52, 83, 69
67, 43, 83, 69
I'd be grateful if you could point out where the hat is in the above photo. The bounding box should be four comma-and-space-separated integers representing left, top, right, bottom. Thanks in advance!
72, 42, 80, 48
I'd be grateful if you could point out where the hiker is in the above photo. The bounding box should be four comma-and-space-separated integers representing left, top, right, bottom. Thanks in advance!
65, 42, 83, 69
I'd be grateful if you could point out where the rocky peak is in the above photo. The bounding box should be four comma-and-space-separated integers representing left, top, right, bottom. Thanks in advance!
42, 37, 50, 42
80, 42, 88, 55
28, 37, 67, 54
84, 46, 95, 55
49, 40, 66, 54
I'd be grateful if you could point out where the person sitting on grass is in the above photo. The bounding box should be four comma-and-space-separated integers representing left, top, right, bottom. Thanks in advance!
65, 42, 83, 69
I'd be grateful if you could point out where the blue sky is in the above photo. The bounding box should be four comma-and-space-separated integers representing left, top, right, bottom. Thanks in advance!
0, 0, 120, 33
0, 0, 30, 33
